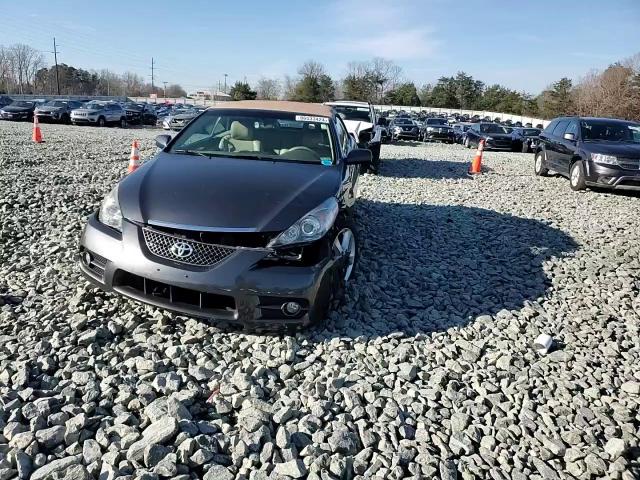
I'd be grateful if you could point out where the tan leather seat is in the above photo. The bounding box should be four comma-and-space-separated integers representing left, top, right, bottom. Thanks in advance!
220, 121, 261, 152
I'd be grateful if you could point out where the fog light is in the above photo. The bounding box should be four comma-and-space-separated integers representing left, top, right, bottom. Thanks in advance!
282, 301, 301, 316
83, 252, 92, 266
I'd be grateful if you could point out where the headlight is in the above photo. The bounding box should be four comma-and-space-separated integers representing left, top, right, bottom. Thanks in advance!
426, 127, 434, 132
591, 153, 618, 165
486, 137, 493, 142
268, 198, 338, 248
393, 126, 402, 132
98, 186, 123, 231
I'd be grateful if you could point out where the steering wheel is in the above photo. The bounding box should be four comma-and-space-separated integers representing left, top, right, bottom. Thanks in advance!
279, 146, 321, 161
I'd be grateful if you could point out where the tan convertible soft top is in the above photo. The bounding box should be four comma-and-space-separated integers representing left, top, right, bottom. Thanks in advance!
207, 100, 333, 118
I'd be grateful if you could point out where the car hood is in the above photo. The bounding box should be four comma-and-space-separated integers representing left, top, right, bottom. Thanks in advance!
172, 113, 197, 120
37, 106, 63, 111
73, 108, 102, 114
118, 152, 342, 232
583, 142, 640, 157
2, 106, 32, 113
342, 119, 373, 136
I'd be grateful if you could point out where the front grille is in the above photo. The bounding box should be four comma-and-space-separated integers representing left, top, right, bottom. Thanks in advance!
113, 270, 236, 313
617, 157, 640, 170
142, 227, 236, 267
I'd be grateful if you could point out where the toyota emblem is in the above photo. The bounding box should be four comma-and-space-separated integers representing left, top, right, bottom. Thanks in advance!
170, 241, 194, 259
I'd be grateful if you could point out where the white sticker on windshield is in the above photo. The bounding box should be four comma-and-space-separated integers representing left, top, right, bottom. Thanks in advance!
295, 115, 329, 124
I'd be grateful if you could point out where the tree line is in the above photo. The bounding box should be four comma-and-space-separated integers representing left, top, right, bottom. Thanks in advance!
2, 42, 639, 121
0, 43, 186, 98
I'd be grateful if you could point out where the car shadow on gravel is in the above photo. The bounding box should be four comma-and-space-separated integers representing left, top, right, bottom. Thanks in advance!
312, 201, 578, 339
380, 158, 491, 179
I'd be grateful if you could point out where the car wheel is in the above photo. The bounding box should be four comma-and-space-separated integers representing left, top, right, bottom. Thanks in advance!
521, 142, 530, 153
120, 118, 127, 128
97, 116, 106, 127
464, 137, 470, 149
569, 161, 587, 191
334, 223, 358, 283
534, 150, 549, 176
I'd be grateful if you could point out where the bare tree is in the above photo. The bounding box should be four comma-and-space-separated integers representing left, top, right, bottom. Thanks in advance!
7, 44, 44, 93
297, 61, 327, 81
256, 77, 281, 100
281, 75, 297, 100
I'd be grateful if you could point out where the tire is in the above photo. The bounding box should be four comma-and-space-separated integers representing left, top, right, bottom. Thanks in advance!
330, 216, 359, 308
521, 142, 530, 153
534, 150, 549, 177
97, 116, 106, 127
464, 137, 471, 149
369, 143, 381, 174
120, 117, 127, 128
62, 114, 70, 125
569, 161, 586, 191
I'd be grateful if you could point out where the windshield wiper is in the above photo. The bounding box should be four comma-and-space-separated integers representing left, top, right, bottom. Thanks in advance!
172, 149, 214, 158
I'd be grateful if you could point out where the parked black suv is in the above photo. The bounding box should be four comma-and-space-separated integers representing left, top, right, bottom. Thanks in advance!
534, 116, 640, 191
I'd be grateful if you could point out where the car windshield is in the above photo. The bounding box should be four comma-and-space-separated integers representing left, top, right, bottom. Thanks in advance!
169, 111, 335, 164
42, 101, 67, 107
394, 119, 413, 125
12, 101, 34, 107
427, 119, 447, 125
334, 106, 372, 123
523, 128, 541, 136
581, 120, 640, 143
480, 124, 507, 134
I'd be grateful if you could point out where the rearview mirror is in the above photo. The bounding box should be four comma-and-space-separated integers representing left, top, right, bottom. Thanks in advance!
155, 134, 171, 149
563, 133, 576, 141
345, 148, 372, 165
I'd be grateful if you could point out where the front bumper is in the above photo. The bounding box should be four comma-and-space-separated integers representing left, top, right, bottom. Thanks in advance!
394, 130, 420, 139
424, 132, 455, 142
585, 161, 640, 191
36, 112, 63, 122
72, 116, 98, 124
484, 141, 512, 150
1, 112, 30, 120
78, 214, 342, 327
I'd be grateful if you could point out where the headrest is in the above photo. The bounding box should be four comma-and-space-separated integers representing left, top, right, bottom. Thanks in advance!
230, 121, 251, 140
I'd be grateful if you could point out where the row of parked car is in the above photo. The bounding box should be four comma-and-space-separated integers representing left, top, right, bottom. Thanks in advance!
0, 95, 205, 130
382, 114, 543, 153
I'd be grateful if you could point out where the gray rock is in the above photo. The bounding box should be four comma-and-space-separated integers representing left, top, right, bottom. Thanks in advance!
30, 456, 80, 480
273, 459, 307, 478
328, 428, 359, 455
604, 438, 626, 459
127, 418, 179, 463
203, 465, 234, 480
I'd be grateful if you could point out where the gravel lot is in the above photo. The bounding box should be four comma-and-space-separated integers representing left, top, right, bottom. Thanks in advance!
1, 121, 639, 480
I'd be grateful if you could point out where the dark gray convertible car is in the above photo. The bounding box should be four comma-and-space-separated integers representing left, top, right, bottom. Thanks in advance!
79, 101, 371, 327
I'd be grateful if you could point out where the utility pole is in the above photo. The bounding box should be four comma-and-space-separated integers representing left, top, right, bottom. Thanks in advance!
52, 37, 60, 95
162, 81, 168, 98
224, 73, 228, 93
150, 57, 155, 93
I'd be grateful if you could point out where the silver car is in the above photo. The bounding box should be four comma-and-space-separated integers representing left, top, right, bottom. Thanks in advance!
71, 102, 127, 128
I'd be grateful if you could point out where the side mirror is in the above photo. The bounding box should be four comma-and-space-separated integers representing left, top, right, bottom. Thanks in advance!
345, 148, 372, 165
563, 133, 576, 142
155, 134, 171, 149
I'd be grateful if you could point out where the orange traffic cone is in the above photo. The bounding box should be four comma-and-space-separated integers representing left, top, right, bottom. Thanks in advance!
32, 115, 43, 143
128, 140, 141, 173
469, 139, 484, 174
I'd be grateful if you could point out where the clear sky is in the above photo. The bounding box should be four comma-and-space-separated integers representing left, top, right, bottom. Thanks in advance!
1, 0, 639, 94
